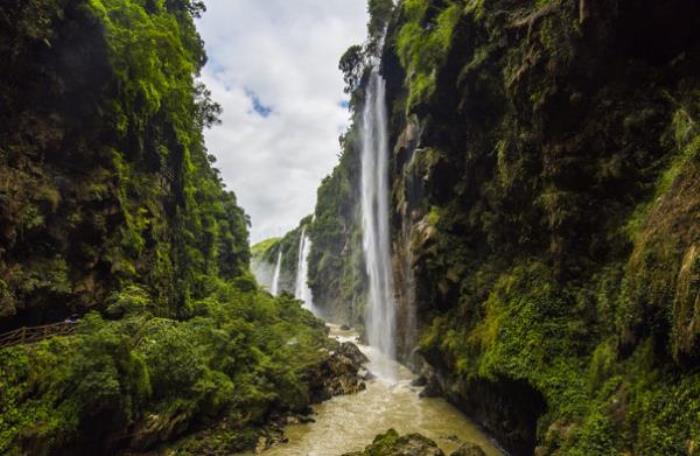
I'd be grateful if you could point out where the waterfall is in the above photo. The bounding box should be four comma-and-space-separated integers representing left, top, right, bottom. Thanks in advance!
271, 250, 283, 296
294, 227, 314, 312
360, 63, 396, 377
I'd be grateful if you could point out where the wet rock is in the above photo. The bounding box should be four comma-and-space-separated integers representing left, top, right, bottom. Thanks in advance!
340, 324, 352, 330
308, 341, 368, 402
285, 411, 316, 425
128, 411, 191, 450
415, 360, 443, 398
337, 341, 370, 365
255, 427, 288, 453
449, 442, 486, 456
419, 379, 442, 398
298, 415, 316, 424
411, 375, 428, 387
358, 367, 375, 381
343, 429, 445, 456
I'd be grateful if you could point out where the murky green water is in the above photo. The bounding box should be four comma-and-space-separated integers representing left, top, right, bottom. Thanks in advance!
246, 325, 505, 456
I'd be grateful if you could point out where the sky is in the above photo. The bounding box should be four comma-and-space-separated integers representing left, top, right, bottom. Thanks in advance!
196, 1, 369, 244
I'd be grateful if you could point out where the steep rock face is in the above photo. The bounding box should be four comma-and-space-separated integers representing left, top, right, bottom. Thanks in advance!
343, 429, 445, 456
378, 0, 700, 454
0, 2, 341, 455
0, 0, 250, 329
251, 218, 311, 296
307, 130, 367, 325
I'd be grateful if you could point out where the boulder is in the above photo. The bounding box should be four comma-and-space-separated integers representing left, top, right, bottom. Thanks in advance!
343, 429, 445, 456
307, 341, 368, 402
449, 442, 487, 456
337, 341, 370, 365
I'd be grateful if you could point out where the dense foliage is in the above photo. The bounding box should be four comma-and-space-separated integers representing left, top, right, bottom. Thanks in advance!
0, 0, 249, 329
307, 129, 367, 324
0, 281, 328, 454
386, 0, 700, 454
0, 1, 332, 454
308, 0, 700, 454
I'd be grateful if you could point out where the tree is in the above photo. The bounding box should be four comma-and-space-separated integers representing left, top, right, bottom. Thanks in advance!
368, 0, 394, 39
339, 45, 364, 94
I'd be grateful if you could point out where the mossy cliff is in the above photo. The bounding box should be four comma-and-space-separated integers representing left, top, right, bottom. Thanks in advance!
0, 1, 350, 454
311, 0, 700, 454
0, 0, 250, 327
262, 124, 368, 325
307, 129, 367, 324
251, 216, 312, 296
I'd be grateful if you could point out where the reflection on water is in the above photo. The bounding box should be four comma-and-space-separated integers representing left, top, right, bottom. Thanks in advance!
244, 324, 505, 456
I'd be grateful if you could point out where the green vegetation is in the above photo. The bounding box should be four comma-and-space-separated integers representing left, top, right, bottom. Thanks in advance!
343, 429, 444, 456
251, 237, 281, 257
298, 0, 700, 453
0, 282, 328, 454
379, 0, 700, 453
396, 0, 462, 109
0, 0, 250, 323
0, 0, 334, 454
251, 217, 313, 295
307, 128, 367, 324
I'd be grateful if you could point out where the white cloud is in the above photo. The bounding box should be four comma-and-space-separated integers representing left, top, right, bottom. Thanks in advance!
196, 1, 368, 243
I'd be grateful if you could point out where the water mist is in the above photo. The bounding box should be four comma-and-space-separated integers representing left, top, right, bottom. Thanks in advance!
360, 63, 397, 380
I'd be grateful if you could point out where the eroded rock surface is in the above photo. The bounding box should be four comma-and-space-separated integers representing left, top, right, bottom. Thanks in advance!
343, 429, 445, 456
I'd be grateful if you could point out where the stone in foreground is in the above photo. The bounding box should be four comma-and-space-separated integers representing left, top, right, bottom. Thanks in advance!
342, 429, 444, 456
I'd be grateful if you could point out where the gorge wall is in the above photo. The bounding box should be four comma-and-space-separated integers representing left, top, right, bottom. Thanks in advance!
0, 2, 347, 454
0, 0, 250, 329
304, 0, 700, 454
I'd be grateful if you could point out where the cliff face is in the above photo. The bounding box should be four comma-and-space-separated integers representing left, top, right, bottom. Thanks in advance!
382, 0, 700, 454
309, 0, 700, 454
251, 218, 311, 296
0, 2, 336, 454
307, 130, 367, 325
0, 0, 250, 330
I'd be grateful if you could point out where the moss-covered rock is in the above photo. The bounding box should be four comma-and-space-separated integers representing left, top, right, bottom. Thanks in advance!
0, 0, 250, 330
343, 429, 445, 456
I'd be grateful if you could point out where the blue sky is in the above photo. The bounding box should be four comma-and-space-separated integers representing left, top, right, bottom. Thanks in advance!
196, 1, 368, 243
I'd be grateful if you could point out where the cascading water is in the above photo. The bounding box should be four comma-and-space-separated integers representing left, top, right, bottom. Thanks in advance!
294, 227, 315, 312
360, 63, 397, 379
271, 250, 283, 296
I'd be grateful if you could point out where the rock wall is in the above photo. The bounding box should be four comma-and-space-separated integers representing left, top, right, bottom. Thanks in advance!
310, 0, 700, 454
0, 0, 250, 330
381, 0, 700, 454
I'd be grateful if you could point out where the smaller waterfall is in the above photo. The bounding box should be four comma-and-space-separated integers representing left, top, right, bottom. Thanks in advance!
271, 250, 283, 296
294, 228, 315, 312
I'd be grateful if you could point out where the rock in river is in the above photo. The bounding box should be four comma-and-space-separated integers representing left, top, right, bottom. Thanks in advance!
343, 429, 445, 456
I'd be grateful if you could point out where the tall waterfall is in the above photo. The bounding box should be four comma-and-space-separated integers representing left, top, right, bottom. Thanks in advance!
294, 228, 314, 312
360, 64, 396, 376
271, 250, 283, 296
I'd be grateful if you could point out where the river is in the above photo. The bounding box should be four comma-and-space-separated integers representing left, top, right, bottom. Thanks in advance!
245, 324, 505, 456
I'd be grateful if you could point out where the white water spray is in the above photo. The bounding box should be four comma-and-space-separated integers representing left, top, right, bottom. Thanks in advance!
360, 63, 397, 378
270, 250, 283, 296
294, 228, 314, 312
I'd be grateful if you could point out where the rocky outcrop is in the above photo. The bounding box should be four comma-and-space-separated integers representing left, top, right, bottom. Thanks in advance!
344, 429, 488, 456
304, 0, 700, 454
343, 429, 445, 456
450, 442, 486, 456
308, 341, 369, 402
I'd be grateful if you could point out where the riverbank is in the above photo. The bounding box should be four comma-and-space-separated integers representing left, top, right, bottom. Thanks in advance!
245, 324, 505, 456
